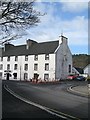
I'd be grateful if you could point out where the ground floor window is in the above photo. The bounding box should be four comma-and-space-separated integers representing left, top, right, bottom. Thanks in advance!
44, 74, 49, 81
34, 73, 39, 79
24, 73, 28, 80
0, 72, 2, 79
13, 73, 17, 79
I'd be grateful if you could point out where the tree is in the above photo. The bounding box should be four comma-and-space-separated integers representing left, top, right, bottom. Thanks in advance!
0, 0, 42, 44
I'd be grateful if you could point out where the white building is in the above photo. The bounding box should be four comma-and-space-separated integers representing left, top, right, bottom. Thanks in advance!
84, 64, 90, 76
0, 35, 72, 81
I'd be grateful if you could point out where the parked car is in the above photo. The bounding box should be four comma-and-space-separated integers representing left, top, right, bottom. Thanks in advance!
67, 74, 78, 80
75, 76, 86, 81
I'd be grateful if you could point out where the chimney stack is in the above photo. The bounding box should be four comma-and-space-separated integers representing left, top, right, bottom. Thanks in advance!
26, 39, 37, 49
59, 35, 68, 45
4, 43, 14, 51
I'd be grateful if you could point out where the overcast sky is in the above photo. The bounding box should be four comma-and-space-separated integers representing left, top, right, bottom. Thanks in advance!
12, 0, 88, 54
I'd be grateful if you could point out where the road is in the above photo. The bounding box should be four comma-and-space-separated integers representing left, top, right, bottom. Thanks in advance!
2, 80, 88, 119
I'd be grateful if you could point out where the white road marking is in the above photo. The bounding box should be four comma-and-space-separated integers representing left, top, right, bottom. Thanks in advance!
4, 84, 80, 120
68, 86, 88, 97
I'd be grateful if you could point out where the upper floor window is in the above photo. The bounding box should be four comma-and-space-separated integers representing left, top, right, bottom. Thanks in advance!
45, 54, 49, 60
15, 56, 18, 61
34, 64, 38, 71
34, 55, 38, 61
69, 64, 71, 73
7, 64, 10, 70
0, 64, 3, 70
14, 64, 18, 70
24, 64, 28, 71
7, 56, 10, 61
45, 63, 49, 71
25, 55, 28, 61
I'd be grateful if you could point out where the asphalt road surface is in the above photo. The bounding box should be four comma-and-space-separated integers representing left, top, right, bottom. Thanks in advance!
2, 80, 89, 120
2, 83, 60, 119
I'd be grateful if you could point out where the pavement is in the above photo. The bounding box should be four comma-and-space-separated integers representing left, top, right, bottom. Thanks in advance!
70, 84, 89, 97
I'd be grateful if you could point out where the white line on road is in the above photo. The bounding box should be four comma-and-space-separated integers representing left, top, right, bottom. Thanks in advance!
4, 84, 80, 120
67, 86, 88, 97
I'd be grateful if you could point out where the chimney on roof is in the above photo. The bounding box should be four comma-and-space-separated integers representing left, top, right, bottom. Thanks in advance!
59, 35, 68, 45
4, 43, 14, 51
26, 39, 37, 49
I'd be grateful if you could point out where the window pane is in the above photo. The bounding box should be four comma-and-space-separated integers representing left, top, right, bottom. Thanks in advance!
24, 64, 28, 71
14, 64, 17, 70
24, 73, 28, 80
44, 74, 49, 80
15, 56, 18, 61
69, 64, 71, 73
34, 55, 38, 60
45, 63, 49, 71
45, 54, 49, 60
13, 73, 17, 79
25, 55, 28, 61
7, 57, 10, 61
34, 64, 38, 71
7, 64, 10, 70
0, 64, 3, 70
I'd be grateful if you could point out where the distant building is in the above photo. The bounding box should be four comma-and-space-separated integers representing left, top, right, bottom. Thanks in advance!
84, 64, 90, 76
0, 35, 72, 81
72, 67, 80, 75
72, 67, 84, 75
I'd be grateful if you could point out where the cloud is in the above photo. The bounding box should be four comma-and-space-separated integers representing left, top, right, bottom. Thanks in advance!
60, 0, 89, 12
33, 0, 88, 15
26, 18, 87, 47
12, 2, 88, 48
26, 10, 88, 46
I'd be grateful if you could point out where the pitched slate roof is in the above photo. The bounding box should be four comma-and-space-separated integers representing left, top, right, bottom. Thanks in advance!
1, 40, 59, 57
74, 67, 84, 74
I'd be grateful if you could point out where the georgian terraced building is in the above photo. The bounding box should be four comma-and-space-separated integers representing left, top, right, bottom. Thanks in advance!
0, 35, 72, 81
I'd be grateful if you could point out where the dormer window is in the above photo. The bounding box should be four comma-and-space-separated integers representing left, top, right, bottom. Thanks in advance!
25, 55, 28, 61
45, 54, 49, 60
15, 56, 18, 61
7, 56, 10, 61
34, 55, 38, 61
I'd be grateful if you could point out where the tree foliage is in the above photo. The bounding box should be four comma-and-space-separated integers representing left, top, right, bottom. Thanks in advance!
0, 0, 42, 44
72, 54, 90, 68
0, 0, 41, 31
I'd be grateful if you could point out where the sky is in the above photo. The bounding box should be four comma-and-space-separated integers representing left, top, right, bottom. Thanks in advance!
11, 0, 88, 54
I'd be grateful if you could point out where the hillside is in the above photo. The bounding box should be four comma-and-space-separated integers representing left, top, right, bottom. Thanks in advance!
72, 54, 90, 69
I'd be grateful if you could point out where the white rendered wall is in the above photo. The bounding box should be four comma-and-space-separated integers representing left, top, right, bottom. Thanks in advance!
84, 64, 90, 76
0, 54, 55, 81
